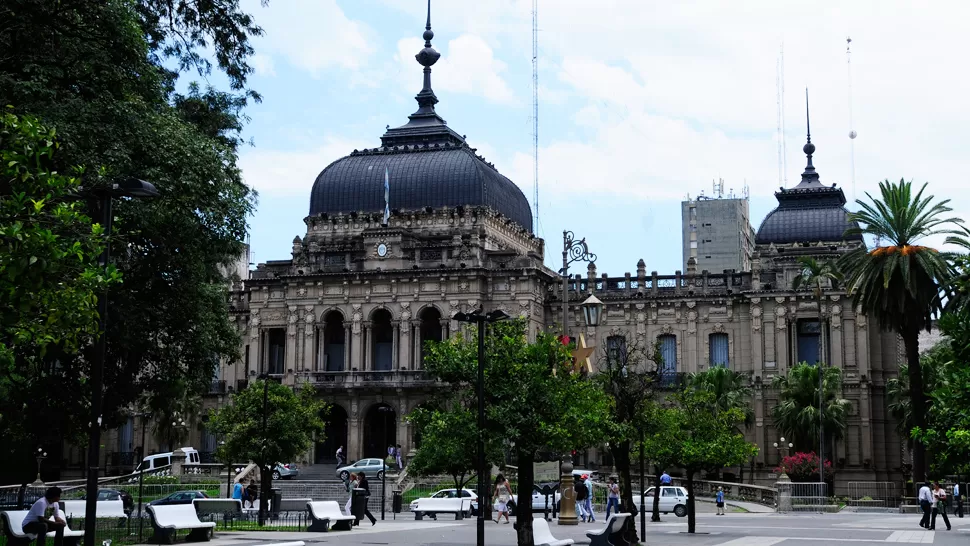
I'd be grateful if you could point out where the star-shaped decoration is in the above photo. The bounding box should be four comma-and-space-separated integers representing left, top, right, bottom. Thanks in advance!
570, 333, 595, 374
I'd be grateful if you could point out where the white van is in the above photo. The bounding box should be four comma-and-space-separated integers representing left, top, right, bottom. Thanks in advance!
135, 447, 200, 472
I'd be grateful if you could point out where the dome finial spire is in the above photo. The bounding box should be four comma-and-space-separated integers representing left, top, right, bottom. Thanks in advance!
800, 87, 819, 184
413, 0, 441, 115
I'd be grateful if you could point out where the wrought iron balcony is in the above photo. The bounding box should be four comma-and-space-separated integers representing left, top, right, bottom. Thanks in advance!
305, 369, 439, 389
208, 380, 227, 394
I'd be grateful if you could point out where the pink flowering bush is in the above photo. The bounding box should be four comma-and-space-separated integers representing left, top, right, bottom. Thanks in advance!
774, 451, 833, 482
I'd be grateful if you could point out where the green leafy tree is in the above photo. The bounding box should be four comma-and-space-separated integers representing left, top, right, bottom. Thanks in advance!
840, 179, 961, 482
209, 379, 327, 517
913, 307, 970, 476
594, 335, 658, 535
639, 403, 681, 523
887, 343, 948, 448
0, 112, 118, 475
772, 363, 851, 455
0, 0, 262, 467
406, 406, 503, 496
423, 319, 610, 546
689, 366, 754, 481
671, 388, 758, 534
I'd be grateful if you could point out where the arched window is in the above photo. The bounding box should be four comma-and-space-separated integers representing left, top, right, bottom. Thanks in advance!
709, 333, 729, 368
419, 307, 443, 366
371, 309, 393, 371
321, 311, 345, 371
658, 334, 677, 386
606, 335, 627, 368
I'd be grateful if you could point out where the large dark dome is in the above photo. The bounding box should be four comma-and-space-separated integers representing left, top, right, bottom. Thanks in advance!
307, 10, 533, 233
309, 143, 533, 233
756, 136, 862, 246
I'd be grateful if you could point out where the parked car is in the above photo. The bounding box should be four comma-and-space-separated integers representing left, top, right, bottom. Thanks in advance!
80, 488, 134, 514
273, 463, 299, 480
633, 486, 689, 517
148, 490, 209, 506
510, 485, 562, 515
409, 488, 478, 517
336, 458, 388, 481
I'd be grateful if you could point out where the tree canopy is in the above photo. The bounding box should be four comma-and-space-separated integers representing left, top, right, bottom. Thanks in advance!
0, 0, 263, 471
771, 363, 851, 454
422, 319, 611, 546
406, 406, 503, 494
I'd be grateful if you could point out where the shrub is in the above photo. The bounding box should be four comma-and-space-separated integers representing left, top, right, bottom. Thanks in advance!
774, 452, 833, 482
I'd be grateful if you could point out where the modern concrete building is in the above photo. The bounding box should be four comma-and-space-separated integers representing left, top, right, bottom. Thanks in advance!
682, 194, 755, 274
90, 8, 910, 493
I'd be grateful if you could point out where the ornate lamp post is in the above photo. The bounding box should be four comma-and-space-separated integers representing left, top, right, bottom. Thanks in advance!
773, 437, 794, 480
82, 178, 159, 546
452, 307, 511, 546
32, 448, 47, 486
560, 231, 597, 335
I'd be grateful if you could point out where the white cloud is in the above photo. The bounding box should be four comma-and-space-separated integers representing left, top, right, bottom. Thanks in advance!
250, 53, 276, 77
239, 137, 370, 196
394, 35, 516, 104
248, 0, 375, 75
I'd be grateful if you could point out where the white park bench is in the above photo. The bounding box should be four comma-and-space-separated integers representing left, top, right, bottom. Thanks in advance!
61, 499, 127, 520
147, 504, 216, 544
1, 510, 85, 546
307, 501, 356, 532
277, 498, 311, 515
585, 512, 630, 546
532, 517, 574, 546
412, 497, 469, 521
192, 499, 243, 527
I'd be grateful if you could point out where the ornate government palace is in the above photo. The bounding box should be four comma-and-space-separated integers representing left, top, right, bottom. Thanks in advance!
102, 9, 908, 489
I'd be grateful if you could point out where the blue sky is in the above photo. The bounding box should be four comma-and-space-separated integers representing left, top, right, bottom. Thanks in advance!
233, 0, 970, 275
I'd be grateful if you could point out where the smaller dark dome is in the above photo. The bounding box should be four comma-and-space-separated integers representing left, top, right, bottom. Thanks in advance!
757, 206, 861, 245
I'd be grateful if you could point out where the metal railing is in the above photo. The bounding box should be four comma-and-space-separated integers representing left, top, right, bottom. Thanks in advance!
847, 482, 898, 510
790, 482, 828, 510
304, 370, 439, 388
209, 380, 227, 394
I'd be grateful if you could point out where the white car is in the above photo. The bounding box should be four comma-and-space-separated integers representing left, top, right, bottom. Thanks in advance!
409, 488, 478, 517
633, 486, 689, 517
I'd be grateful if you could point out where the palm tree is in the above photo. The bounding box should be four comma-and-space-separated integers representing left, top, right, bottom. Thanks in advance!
690, 367, 754, 481
772, 363, 851, 456
839, 179, 961, 483
791, 256, 842, 483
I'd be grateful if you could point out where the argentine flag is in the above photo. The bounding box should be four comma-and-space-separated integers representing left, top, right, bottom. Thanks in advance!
383, 166, 390, 226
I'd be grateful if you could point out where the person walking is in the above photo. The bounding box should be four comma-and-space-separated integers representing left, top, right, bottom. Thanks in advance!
715, 487, 725, 516
930, 481, 951, 531
583, 474, 596, 523
954, 482, 963, 518
918, 482, 933, 529
22, 487, 65, 546
605, 476, 620, 520
356, 472, 377, 526
492, 474, 512, 524
344, 472, 358, 515
336, 445, 345, 467
395, 444, 404, 470
660, 471, 671, 485
574, 475, 589, 523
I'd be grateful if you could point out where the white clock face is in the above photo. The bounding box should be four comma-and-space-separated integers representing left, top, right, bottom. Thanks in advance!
377, 243, 388, 257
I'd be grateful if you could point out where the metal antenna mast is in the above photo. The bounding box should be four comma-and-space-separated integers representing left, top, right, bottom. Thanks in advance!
531, 0, 540, 228
847, 36, 857, 201
780, 44, 788, 184
776, 52, 783, 186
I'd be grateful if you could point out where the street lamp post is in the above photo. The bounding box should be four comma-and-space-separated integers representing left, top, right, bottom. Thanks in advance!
773, 437, 794, 480
452, 307, 511, 546
136, 411, 151, 540
82, 178, 159, 546
257, 374, 270, 526
32, 448, 47, 487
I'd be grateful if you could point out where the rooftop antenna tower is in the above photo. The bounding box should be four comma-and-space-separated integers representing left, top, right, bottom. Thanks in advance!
776, 45, 788, 186
531, 0, 540, 228
713, 178, 725, 198
847, 36, 857, 201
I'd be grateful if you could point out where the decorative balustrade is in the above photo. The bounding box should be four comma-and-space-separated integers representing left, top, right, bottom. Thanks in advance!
305, 369, 439, 389
667, 477, 777, 508
549, 271, 751, 301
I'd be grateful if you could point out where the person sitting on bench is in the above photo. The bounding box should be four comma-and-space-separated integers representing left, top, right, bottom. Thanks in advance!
23, 487, 66, 546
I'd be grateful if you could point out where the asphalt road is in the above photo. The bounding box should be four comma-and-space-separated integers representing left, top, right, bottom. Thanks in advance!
184, 511, 970, 546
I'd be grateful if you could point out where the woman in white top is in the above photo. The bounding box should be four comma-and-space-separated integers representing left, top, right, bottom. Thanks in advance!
344, 472, 358, 515
492, 474, 512, 524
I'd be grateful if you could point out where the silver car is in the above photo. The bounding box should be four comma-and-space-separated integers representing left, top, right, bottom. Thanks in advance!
273, 463, 299, 480
336, 458, 388, 480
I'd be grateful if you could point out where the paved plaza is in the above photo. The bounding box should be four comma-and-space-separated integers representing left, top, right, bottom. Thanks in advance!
180, 512, 970, 546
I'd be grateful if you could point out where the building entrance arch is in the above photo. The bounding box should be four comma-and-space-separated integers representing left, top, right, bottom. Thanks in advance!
316, 404, 348, 464
363, 403, 396, 460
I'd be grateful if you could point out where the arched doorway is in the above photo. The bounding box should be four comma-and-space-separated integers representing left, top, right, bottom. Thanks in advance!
371, 309, 393, 371
363, 403, 396, 459
418, 307, 442, 367
322, 311, 345, 371
316, 404, 348, 464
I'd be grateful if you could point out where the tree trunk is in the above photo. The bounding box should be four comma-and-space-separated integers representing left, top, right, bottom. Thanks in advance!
904, 329, 927, 484
652, 466, 661, 522
686, 470, 696, 534
611, 440, 637, 536
515, 449, 535, 546
258, 465, 272, 526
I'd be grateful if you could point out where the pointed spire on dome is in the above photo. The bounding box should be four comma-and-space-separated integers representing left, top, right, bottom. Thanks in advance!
797, 88, 822, 187
413, 0, 441, 115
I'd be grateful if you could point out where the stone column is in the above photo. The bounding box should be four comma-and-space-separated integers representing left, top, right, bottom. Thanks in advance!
363, 322, 372, 372
344, 323, 353, 372
348, 399, 362, 461
391, 320, 400, 370
285, 306, 298, 376
412, 321, 422, 369
860, 383, 872, 466
776, 473, 792, 513
755, 384, 766, 466
775, 307, 789, 371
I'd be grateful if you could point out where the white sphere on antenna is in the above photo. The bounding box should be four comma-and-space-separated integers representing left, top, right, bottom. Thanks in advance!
849, 130, 857, 139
